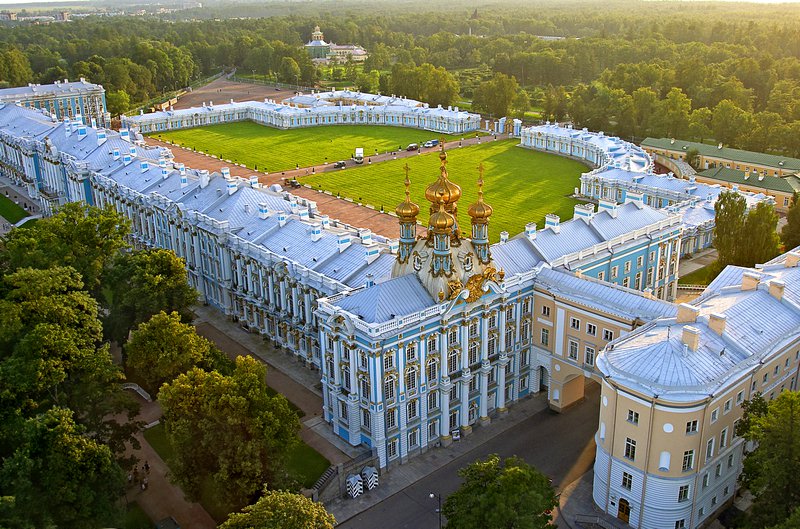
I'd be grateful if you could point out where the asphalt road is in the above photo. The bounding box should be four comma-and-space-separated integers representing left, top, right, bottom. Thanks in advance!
339, 383, 601, 529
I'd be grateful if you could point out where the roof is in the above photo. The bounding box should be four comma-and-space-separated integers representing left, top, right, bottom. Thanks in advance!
0, 80, 103, 99
331, 274, 436, 323
642, 137, 800, 173
698, 166, 800, 194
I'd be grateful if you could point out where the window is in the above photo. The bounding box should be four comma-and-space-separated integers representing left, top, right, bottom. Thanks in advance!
711, 408, 719, 423
712, 496, 717, 506
678, 485, 689, 502
682, 450, 694, 471
523, 298, 531, 314
585, 346, 595, 366
625, 437, 637, 460
724, 399, 732, 414
522, 319, 531, 340
624, 261, 631, 273
428, 419, 438, 439
702, 474, 710, 488
603, 329, 614, 341
450, 384, 458, 402
506, 307, 514, 321
341, 366, 351, 391
727, 454, 734, 468
488, 337, 496, 356
724, 485, 730, 496
627, 410, 639, 425
675, 520, 686, 529
408, 400, 418, 419
570, 317, 580, 330
359, 352, 368, 369
520, 375, 529, 390
384, 377, 396, 401
763, 372, 769, 384
469, 376, 478, 392
637, 255, 644, 267
469, 322, 478, 338
521, 350, 530, 367
449, 411, 458, 430
406, 368, 417, 392
622, 472, 632, 490
736, 390, 744, 405
598, 271, 605, 281
647, 268, 654, 286
568, 340, 579, 360
699, 507, 705, 517
623, 277, 630, 288
611, 266, 619, 279
541, 305, 551, 317
362, 409, 371, 431
340, 401, 348, 420
448, 350, 459, 374
587, 323, 597, 336
650, 251, 656, 262
720, 428, 728, 449
384, 353, 394, 371
428, 336, 437, 353
386, 408, 397, 429
635, 272, 642, 290
706, 439, 714, 461
715, 463, 721, 477
427, 360, 438, 382
541, 328, 550, 346
775, 365, 780, 376
428, 391, 438, 411
407, 342, 417, 362
360, 378, 370, 397
489, 314, 497, 329
468, 342, 479, 366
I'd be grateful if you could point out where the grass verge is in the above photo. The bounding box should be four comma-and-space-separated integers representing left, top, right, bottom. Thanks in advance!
678, 263, 720, 285
0, 194, 28, 223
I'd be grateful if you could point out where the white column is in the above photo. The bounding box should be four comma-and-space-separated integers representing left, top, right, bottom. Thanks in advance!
479, 360, 490, 425
419, 337, 429, 449
497, 354, 509, 412
397, 344, 408, 460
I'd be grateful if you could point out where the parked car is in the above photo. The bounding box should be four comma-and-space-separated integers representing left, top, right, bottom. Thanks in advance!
406, 143, 419, 151
423, 139, 439, 148
333, 160, 347, 169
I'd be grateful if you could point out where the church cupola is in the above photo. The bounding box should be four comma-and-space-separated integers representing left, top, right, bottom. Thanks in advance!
468, 163, 493, 264
430, 198, 455, 277
425, 144, 461, 239
395, 164, 420, 264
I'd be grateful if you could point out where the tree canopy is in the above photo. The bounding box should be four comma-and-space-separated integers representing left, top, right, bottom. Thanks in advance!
219, 489, 335, 529
442, 454, 557, 529
781, 193, 800, 251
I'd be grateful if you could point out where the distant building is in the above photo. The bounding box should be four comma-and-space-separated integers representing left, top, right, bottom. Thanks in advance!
304, 25, 368, 63
0, 11, 17, 20
0, 78, 109, 128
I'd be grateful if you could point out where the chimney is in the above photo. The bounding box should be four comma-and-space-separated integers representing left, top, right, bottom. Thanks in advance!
161, 167, 170, 179
77, 124, 87, 139
244, 204, 252, 215
785, 252, 800, 268
299, 207, 310, 221
365, 245, 380, 264
277, 211, 287, 227
545, 214, 561, 233
337, 233, 351, 253
319, 215, 330, 230
199, 170, 210, 188
708, 313, 726, 336
682, 325, 701, 352
769, 279, 785, 301
120, 128, 130, 142
742, 271, 760, 291
96, 129, 107, 145
598, 198, 619, 218
258, 203, 269, 219
221, 167, 230, 179
365, 273, 375, 288
573, 203, 595, 223
310, 222, 322, 241
129, 146, 137, 158
500, 231, 509, 244
140, 160, 149, 173
63, 117, 71, 136
112, 148, 120, 161
289, 198, 298, 213
388, 240, 399, 254
226, 178, 238, 195
177, 163, 186, 175
249, 174, 259, 188
180, 173, 188, 188
525, 222, 537, 241
90, 118, 97, 129
359, 229, 373, 245
123, 152, 132, 165
625, 191, 644, 208
676, 303, 700, 323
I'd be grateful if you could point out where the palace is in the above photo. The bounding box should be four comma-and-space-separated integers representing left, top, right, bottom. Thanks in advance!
0, 78, 109, 128
304, 25, 368, 64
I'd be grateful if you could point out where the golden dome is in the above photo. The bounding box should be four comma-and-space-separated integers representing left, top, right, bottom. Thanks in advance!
395, 166, 420, 221
430, 200, 455, 232
468, 165, 493, 222
425, 145, 462, 206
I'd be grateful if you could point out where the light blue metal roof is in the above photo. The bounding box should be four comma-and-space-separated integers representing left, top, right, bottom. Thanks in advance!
332, 274, 436, 323
491, 238, 543, 275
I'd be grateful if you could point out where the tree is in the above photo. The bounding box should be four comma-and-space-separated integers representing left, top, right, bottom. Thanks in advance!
688, 107, 713, 143
632, 87, 658, 138
158, 356, 300, 509
473, 73, 520, 118
278, 56, 301, 84
105, 89, 131, 117
220, 489, 335, 529
0, 202, 130, 293
713, 191, 747, 271
442, 454, 557, 529
654, 87, 691, 139
684, 148, 701, 171
781, 193, 800, 250
104, 248, 198, 344
0, 408, 125, 529
768, 506, 800, 529
739, 391, 800, 528
739, 201, 781, 267
712, 99, 751, 147
125, 311, 231, 395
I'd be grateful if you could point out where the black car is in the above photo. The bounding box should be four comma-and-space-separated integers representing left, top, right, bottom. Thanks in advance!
333, 160, 347, 169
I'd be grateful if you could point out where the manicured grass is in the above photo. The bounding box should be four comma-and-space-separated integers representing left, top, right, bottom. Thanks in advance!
678, 263, 720, 285
153, 122, 459, 173
288, 442, 331, 489
122, 502, 152, 529
301, 139, 587, 242
0, 193, 28, 223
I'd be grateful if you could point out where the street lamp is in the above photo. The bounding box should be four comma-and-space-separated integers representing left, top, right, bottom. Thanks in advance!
429, 492, 442, 529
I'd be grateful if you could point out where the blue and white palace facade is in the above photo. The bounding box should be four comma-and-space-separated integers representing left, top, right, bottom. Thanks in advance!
121, 90, 481, 136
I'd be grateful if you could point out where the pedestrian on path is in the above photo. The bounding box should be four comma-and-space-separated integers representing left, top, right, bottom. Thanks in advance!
144, 461, 150, 474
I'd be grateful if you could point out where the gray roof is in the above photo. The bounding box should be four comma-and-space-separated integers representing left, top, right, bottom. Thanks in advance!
642, 137, 800, 173
332, 274, 436, 323
0, 80, 103, 99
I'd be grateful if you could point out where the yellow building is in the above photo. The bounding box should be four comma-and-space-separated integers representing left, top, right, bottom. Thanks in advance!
593, 249, 800, 529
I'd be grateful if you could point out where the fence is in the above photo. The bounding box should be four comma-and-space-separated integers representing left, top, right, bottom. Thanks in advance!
574, 514, 627, 529
125, 69, 229, 117
229, 74, 315, 94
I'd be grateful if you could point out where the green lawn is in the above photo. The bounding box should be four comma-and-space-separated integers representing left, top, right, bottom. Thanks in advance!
0, 194, 28, 223
287, 443, 332, 489
678, 263, 720, 285
153, 122, 460, 173
301, 139, 587, 242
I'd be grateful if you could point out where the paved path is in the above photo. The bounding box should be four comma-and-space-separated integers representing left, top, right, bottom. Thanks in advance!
333, 383, 601, 528
679, 247, 718, 277
143, 133, 509, 239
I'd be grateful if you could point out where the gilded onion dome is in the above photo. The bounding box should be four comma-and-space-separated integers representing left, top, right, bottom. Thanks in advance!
429, 199, 455, 232
468, 164, 493, 222
425, 146, 462, 206
395, 165, 420, 221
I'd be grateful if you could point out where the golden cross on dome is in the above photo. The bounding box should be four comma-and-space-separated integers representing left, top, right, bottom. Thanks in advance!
403, 163, 411, 198
477, 163, 485, 197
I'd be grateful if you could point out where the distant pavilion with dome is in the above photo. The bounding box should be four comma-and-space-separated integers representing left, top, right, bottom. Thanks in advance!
305, 25, 368, 63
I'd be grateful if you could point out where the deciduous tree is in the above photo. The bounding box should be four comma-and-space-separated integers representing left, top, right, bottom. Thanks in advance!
442, 454, 557, 529
712, 191, 747, 271
473, 72, 520, 118
739, 201, 781, 267
781, 193, 800, 251
220, 489, 335, 529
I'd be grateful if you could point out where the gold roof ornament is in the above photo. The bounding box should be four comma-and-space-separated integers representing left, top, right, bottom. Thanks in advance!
468, 162, 493, 222
425, 142, 462, 206
429, 198, 455, 232
395, 164, 420, 221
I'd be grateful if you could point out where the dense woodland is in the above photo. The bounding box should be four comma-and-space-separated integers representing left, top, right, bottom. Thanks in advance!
1, 1, 800, 154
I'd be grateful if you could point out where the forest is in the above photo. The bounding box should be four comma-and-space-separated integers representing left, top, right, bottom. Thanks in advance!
1, 0, 800, 154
